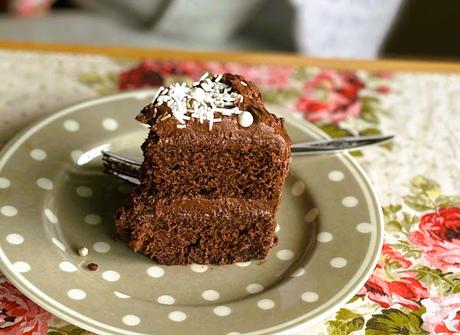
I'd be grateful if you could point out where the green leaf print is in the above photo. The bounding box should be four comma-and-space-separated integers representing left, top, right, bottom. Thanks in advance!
365, 308, 427, 335
409, 175, 442, 198
327, 308, 365, 335
262, 88, 301, 104
435, 195, 460, 208
48, 325, 92, 335
402, 195, 435, 212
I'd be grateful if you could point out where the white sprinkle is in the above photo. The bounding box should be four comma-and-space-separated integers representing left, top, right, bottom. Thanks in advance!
160, 114, 171, 121
241, 81, 248, 87
177, 124, 186, 129
78, 247, 88, 257
199, 72, 209, 81
215, 74, 222, 82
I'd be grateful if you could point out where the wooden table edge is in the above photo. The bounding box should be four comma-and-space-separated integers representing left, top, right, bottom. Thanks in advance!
1, 40, 460, 73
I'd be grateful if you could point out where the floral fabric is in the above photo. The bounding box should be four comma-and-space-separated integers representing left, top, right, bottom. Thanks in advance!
0, 50, 459, 334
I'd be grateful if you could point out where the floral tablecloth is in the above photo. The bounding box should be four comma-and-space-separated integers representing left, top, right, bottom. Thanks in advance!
0, 49, 459, 335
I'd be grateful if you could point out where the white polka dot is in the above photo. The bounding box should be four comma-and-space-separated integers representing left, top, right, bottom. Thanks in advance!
59, 261, 77, 272
235, 261, 251, 267
357, 222, 372, 233
44, 208, 58, 224
93, 242, 110, 253
102, 118, 119, 131
76, 186, 93, 198
246, 283, 264, 294
122, 315, 140, 326
304, 208, 319, 223
0, 177, 10, 189
328, 170, 344, 182
301, 291, 319, 302
30, 149, 47, 161
114, 291, 130, 299
67, 289, 86, 300
330, 257, 348, 268
342, 196, 359, 207
63, 119, 80, 132
213, 306, 231, 317
36, 178, 53, 190
6, 233, 24, 245
70, 150, 83, 163
168, 311, 187, 322
102, 270, 120, 282
291, 180, 305, 196
291, 268, 305, 278
317, 232, 333, 243
276, 249, 294, 261
275, 224, 281, 233
13, 261, 30, 273
190, 264, 208, 273
257, 299, 275, 310
52, 238, 66, 251
147, 266, 165, 278
1, 205, 17, 217
84, 214, 101, 225
157, 295, 175, 305
202, 290, 219, 301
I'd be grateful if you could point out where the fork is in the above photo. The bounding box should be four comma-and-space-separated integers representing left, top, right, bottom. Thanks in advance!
102, 135, 393, 185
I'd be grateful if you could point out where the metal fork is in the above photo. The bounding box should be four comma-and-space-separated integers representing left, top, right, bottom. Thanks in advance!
102, 135, 393, 185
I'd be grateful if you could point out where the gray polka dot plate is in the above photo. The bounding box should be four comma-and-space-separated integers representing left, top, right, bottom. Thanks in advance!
0, 91, 383, 335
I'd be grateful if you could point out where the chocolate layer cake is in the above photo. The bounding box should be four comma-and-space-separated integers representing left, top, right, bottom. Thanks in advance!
115, 73, 291, 265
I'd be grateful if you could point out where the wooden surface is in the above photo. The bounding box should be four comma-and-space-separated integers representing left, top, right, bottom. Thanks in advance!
1, 40, 460, 73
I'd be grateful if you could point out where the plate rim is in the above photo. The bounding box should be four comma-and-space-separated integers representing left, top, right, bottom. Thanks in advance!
0, 90, 383, 335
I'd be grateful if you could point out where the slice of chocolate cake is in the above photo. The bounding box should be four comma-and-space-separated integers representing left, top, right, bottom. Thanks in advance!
115, 73, 291, 265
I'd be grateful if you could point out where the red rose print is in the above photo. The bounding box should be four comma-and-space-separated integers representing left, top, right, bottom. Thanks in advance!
409, 207, 460, 272
422, 295, 460, 334
118, 60, 205, 91
0, 276, 52, 334
359, 244, 428, 309
295, 70, 365, 123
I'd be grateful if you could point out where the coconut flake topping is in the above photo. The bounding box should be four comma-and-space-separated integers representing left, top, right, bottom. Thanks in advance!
152, 73, 246, 130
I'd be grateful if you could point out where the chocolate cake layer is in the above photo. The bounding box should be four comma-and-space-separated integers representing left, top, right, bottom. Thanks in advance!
116, 193, 277, 265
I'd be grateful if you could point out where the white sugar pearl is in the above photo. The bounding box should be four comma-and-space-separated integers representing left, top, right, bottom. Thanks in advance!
122, 315, 140, 326
67, 289, 86, 300
168, 311, 187, 322
78, 247, 88, 257
238, 111, 254, 127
